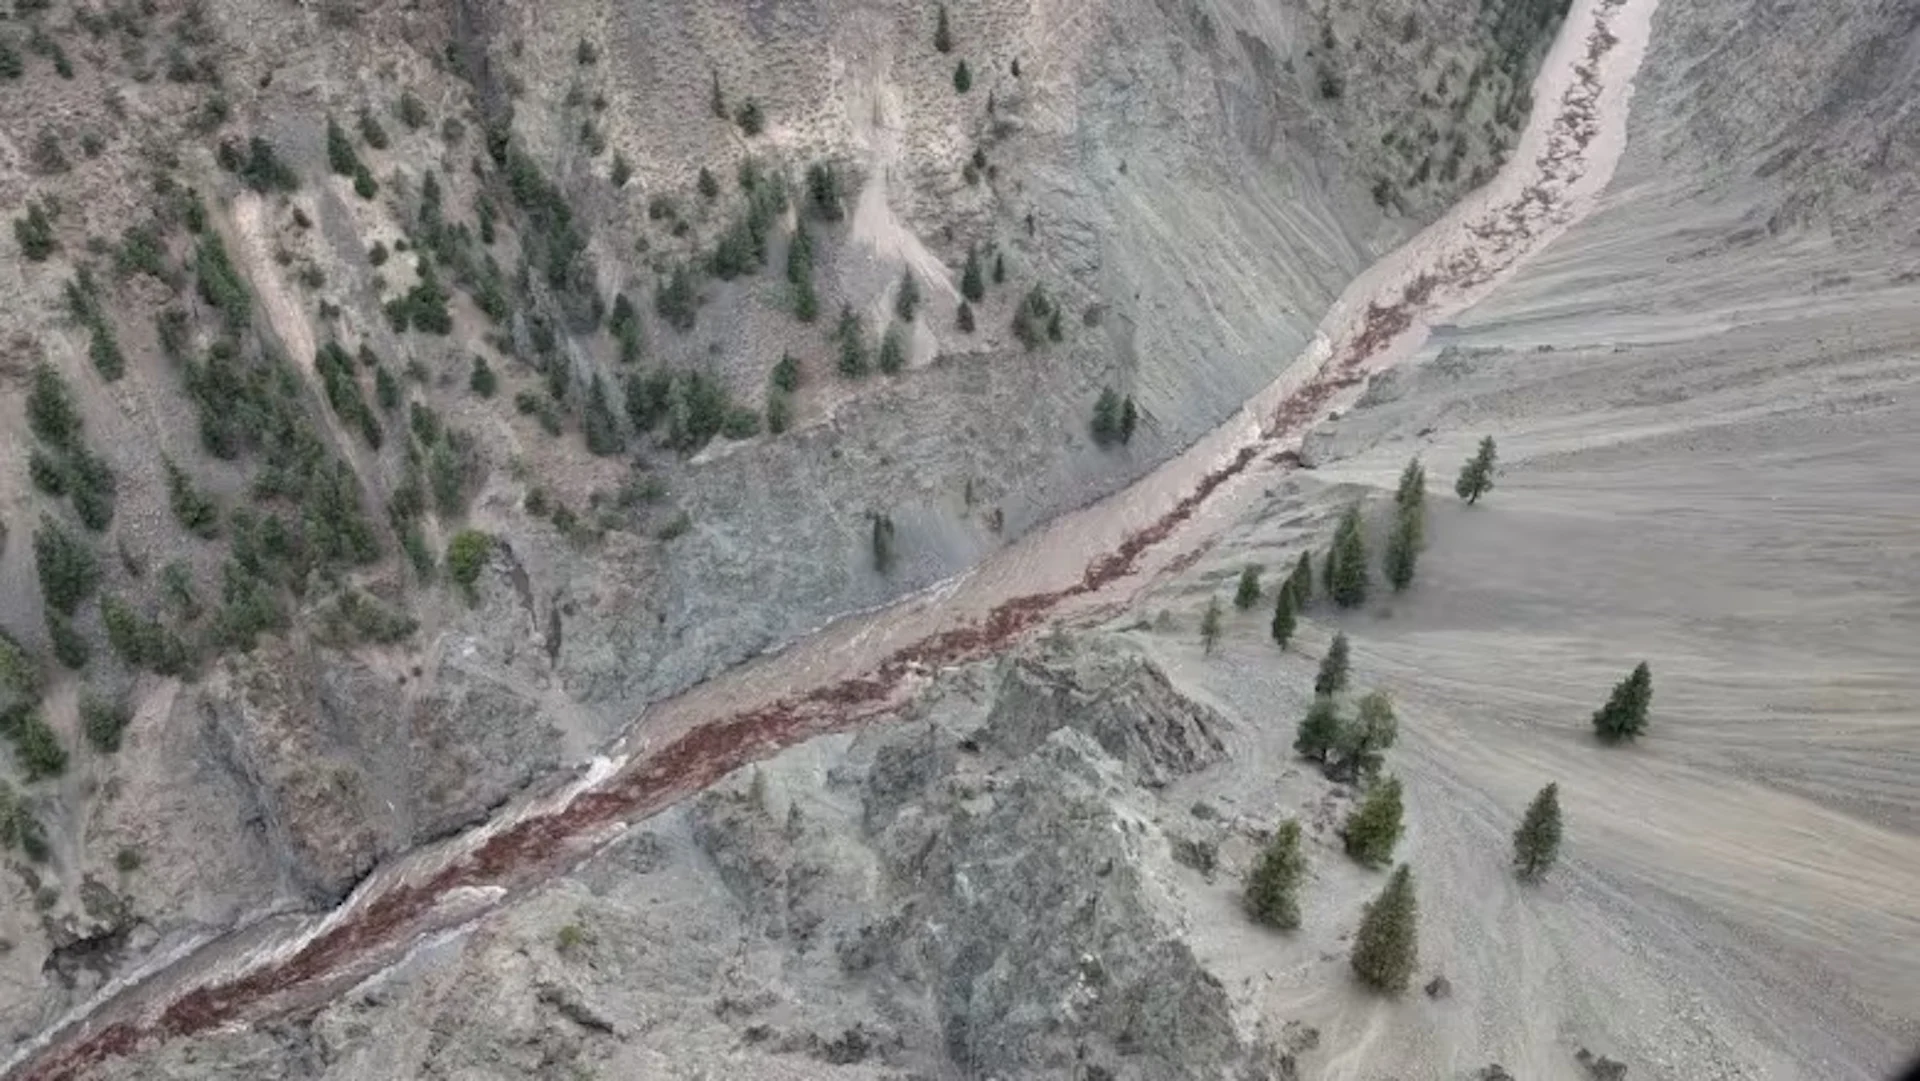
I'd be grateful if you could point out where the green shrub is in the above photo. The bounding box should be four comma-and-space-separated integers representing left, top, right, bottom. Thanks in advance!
165, 460, 220, 539
358, 107, 390, 150
14, 202, 56, 261
445, 529, 492, 601
583, 377, 624, 456
326, 115, 359, 176
878, 325, 906, 374
81, 692, 131, 753
470, 355, 498, 398
68, 449, 116, 530
26, 363, 80, 449
102, 595, 189, 675
655, 264, 698, 332
34, 518, 99, 615
953, 59, 972, 94
735, 99, 763, 136
28, 450, 66, 496
0, 630, 41, 704
721, 407, 760, 440
43, 609, 88, 671
805, 162, 843, 221
7, 708, 67, 780
1012, 285, 1054, 350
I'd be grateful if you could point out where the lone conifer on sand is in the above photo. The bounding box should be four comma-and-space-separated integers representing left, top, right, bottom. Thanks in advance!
1513, 782, 1563, 882
1351, 863, 1418, 993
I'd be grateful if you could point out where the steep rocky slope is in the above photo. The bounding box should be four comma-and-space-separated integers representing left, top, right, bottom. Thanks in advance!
0, 0, 1560, 1045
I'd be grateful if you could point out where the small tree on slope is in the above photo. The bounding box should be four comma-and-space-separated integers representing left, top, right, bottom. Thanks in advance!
1334, 690, 1398, 782
1294, 696, 1341, 762
1270, 586, 1296, 650
1455, 435, 1497, 504
1395, 456, 1426, 509
1289, 550, 1313, 607
1383, 503, 1422, 592
1331, 503, 1368, 607
1351, 863, 1419, 993
1513, 782, 1563, 882
1244, 819, 1306, 930
1314, 631, 1350, 696
1343, 775, 1404, 867
1234, 565, 1262, 610
1592, 662, 1652, 742
1200, 595, 1223, 655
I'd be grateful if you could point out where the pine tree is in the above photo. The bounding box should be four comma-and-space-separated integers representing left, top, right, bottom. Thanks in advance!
1289, 551, 1313, 609
933, 4, 953, 52
992, 251, 1006, 284
1455, 435, 1497, 504
1244, 819, 1306, 930
1331, 503, 1368, 608
1395, 456, 1426, 509
878, 325, 906, 374
956, 300, 975, 333
1350, 864, 1418, 993
895, 270, 921, 321
1591, 662, 1652, 743
1383, 503, 1421, 592
1200, 595, 1223, 655
1314, 631, 1350, 696
1512, 782, 1563, 882
1270, 586, 1296, 650
1294, 696, 1341, 761
1334, 690, 1398, 782
1234, 565, 1261, 610
953, 59, 972, 94
1118, 396, 1138, 444
960, 245, 985, 301
1343, 776, 1404, 867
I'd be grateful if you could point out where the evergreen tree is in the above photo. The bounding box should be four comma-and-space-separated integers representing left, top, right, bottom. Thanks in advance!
1119, 396, 1138, 443
1591, 662, 1652, 742
1350, 864, 1418, 993
1512, 782, 1563, 882
33, 517, 99, 615
1343, 776, 1404, 867
1331, 503, 1368, 608
1200, 595, 1223, 655
469, 355, 497, 398
1455, 435, 1497, 504
1289, 550, 1313, 608
1270, 586, 1295, 650
933, 3, 953, 52
582, 376, 624, 456
960, 245, 985, 301
836, 304, 869, 377
878, 324, 906, 374
1314, 631, 1350, 695
26, 363, 79, 449
956, 300, 975, 333
871, 512, 896, 573
895, 270, 920, 321
953, 59, 972, 94
1334, 690, 1398, 782
992, 251, 1006, 284
1234, 565, 1261, 610
1383, 503, 1421, 592
1294, 696, 1341, 761
1090, 387, 1123, 446
1244, 819, 1306, 930
325, 116, 359, 177
1395, 456, 1426, 509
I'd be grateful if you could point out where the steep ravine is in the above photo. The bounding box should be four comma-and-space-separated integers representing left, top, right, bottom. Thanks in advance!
11, 0, 1658, 1076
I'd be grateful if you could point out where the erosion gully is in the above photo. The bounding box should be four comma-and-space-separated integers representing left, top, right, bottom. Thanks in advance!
11, 0, 1653, 1074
